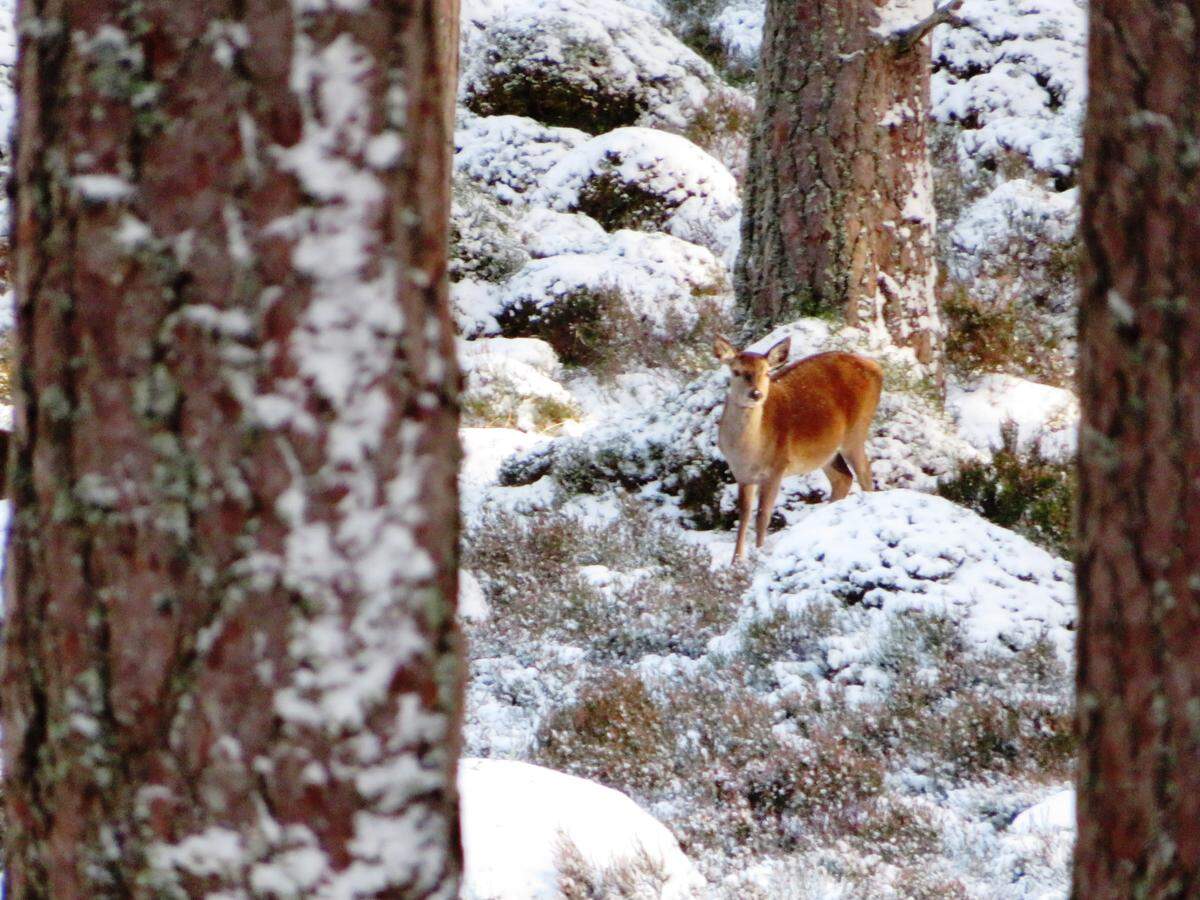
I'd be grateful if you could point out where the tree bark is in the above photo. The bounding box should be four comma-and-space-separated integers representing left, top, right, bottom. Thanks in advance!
2, 0, 463, 896
736, 0, 940, 364
1074, 2, 1200, 897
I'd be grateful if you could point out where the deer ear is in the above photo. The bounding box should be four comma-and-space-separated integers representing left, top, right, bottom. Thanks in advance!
765, 337, 791, 368
713, 335, 737, 363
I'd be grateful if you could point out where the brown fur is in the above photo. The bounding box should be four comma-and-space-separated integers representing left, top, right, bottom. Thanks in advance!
714, 337, 883, 563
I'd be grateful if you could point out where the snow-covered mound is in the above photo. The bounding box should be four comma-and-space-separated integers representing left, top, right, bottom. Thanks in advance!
714, 490, 1076, 679
455, 114, 589, 208
459, 757, 705, 900
459, 337, 580, 431
947, 372, 1078, 462
460, 0, 727, 135
493, 229, 730, 343
536, 127, 741, 263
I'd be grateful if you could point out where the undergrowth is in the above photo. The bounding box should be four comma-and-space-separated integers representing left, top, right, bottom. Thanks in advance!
936, 421, 1075, 557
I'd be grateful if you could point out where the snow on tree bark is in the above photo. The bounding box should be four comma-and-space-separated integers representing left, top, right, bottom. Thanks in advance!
2, 1, 462, 896
1074, 2, 1200, 898
736, 0, 942, 364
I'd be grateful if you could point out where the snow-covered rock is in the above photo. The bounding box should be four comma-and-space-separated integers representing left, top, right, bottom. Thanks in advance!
536, 127, 741, 263
460, 0, 726, 135
713, 490, 1076, 678
947, 373, 1078, 462
459, 757, 705, 900
1010, 788, 1075, 834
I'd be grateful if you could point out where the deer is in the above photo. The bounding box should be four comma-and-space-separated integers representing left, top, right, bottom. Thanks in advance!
714, 335, 883, 564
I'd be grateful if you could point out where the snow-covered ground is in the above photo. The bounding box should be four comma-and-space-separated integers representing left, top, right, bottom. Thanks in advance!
451, 0, 1083, 895
460, 758, 705, 899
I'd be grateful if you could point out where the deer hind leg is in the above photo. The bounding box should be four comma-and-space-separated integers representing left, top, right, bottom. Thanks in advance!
755, 472, 784, 550
823, 454, 854, 501
842, 442, 875, 493
733, 483, 757, 563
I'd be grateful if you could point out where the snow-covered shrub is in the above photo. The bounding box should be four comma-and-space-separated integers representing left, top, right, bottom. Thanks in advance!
459, 337, 580, 431
939, 179, 1079, 379
932, 1, 1085, 183
464, 498, 747, 660
491, 230, 733, 374
677, 86, 754, 184
536, 128, 741, 262
555, 837, 674, 900
929, 2, 1086, 367
940, 284, 1070, 385
936, 421, 1075, 557
946, 372, 1078, 461
451, 179, 530, 283
538, 671, 676, 795
658, 0, 760, 86
537, 669, 951, 861
460, 0, 726, 135
713, 490, 1075, 776
455, 113, 588, 208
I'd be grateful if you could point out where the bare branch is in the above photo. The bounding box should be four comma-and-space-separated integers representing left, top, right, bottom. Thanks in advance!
882, 0, 965, 55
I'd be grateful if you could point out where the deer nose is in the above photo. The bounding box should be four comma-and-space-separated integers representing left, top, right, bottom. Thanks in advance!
748, 389, 763, 401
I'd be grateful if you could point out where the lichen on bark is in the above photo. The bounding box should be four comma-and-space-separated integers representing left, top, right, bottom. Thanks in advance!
2, 2, 463, 897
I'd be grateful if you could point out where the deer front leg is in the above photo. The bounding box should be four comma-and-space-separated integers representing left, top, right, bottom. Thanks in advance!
755, 472, 784, 551
733, 482, 757, 563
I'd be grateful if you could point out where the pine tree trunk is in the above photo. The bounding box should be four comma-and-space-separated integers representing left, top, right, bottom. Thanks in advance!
1074, 2, 1200, 897
737, 0, 940, 363
2, 1, 463, 896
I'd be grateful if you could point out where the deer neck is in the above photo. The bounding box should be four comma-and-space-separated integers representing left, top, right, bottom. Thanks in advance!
719, 395, 771, 477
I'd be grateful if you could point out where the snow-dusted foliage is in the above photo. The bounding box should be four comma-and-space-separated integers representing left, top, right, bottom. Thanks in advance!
945, 178, 1078, 314
932, 0, 1086, 180
455, 113, 589, 207
947, 372, 1078, 462
451, 179, 531, 283
459, 337, 581, 431
497, 231, 729, 335
460, 0, 728, 134
461, 480, 1076, 894
453, 226, 733, 373
536, 127, 741, 263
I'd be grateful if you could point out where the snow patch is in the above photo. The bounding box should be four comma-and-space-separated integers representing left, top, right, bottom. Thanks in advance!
459, 757, 705, 899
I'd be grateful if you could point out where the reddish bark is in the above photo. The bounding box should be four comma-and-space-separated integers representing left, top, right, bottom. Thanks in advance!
3, 0, 462, 895
737, 0, 940, 363
1074, 2, 1200, 897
